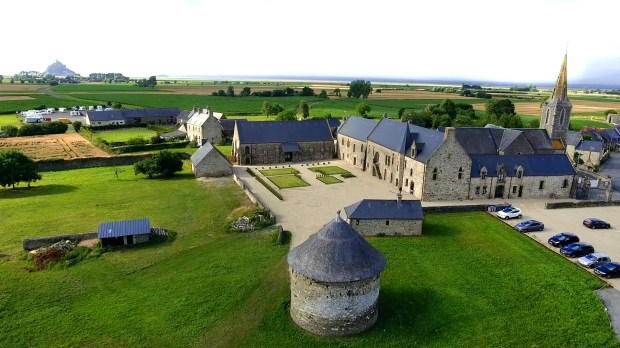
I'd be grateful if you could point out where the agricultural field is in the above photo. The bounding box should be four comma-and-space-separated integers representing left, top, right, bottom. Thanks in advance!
96, 128, 158, 143
0, 133, 110, 160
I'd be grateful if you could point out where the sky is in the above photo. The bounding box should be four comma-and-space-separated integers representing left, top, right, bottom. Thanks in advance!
3, 0, 620, 84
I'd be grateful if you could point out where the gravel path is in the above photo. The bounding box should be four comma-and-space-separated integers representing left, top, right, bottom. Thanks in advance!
596, 287, 620, 342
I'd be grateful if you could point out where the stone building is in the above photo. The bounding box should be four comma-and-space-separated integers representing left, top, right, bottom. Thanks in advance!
85, 108, 181, 127
232, 119, 335, 165
190, 142, 232, 177
98, 218, 151, 247
540, 53, 572, 145
287, 213, 386, 336
344, 192, 423, 236
186, 106, 225, 145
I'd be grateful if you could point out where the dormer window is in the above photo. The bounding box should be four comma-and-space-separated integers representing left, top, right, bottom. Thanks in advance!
411, 147, 416, 157
516, 166, 524, 178
480, 167, 487, 179
498, 167, 506, 181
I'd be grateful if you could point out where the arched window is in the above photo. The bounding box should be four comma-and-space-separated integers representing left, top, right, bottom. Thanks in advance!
458, 167, 463, 179
244, 146, 250, 155
432, 168, 438, 180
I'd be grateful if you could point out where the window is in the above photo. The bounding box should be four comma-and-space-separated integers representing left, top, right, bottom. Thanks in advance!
475, 186, 480, 194
405, 179, 409, 186
386, 220, 390, 226
411, 147, 416, 157
245, 146, 250, 155
353, 144, 356, 152
355, 219, 359, 225
480, 170, 487, 179
516, 168, 523, 178
347, 139, 350, 148
432, 168, 438, 180
410, 169, 413, 176
562, 179, 569, 188
560, 109, 566, 126
396, 178, 399, 187
498, 168, 506, 181
539, 180, 545, 190
458, 167, 463, 179
482, 186, 487, 194
512, 186, 517, 194
545, 109, 550, 125
341, 138, 344, 145
361, 145, 364, 152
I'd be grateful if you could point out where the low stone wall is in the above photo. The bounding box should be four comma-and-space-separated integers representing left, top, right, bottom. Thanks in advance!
232, 173, 276, 223
23, 232, 98, 251
422, 204, 489, 214
36, 155, 153, 172
545, 201, 620, 210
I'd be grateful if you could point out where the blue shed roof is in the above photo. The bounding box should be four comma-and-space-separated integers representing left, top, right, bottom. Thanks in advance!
98, 218, 150, 239
576, 140, 603, 152
470, 154, 575, 177
236, 119, 333, 144
338, 116, 378, 141
605, 129, 620, 141
345, 199, 424, 220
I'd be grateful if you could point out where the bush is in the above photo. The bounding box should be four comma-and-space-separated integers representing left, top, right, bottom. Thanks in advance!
17, 122, 68, 137
126, 136, 149, 146
72, 121, 82, 132
1, 125, 18, 137
134, 150, 183, 178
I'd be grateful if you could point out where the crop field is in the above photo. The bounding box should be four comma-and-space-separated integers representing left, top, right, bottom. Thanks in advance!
0, 94, 79, 114
96, 128, 157, 143
0, 133, 109, 160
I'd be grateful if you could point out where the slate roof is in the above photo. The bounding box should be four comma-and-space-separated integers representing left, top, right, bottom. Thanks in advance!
176, 110, 191, 123
470, 154, 575, 176
287, 214, 386, 283
281, 143, 301, 152
190, 142, 227, 166
87, 110, 124, 122
518, 129, 555, 152
220, 118, 246, 132
585, 130, 604, 142
408, 123, 444, 163
236, 119, 333, 144
566, 131, 583, 147
368, 117, 411, 153
344, 199, 423, 220
455, 127, 555, 155
338, 116, 378, 141
326, 118, 341, 128
121, 108, 180, 119
605, 129, 620, 142
575, 140, 603, 152
98, 218, 150, 239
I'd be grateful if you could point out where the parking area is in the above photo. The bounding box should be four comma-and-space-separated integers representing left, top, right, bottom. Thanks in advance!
494, 202, 620, 288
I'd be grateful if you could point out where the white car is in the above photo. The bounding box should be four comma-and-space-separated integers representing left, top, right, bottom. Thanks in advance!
496, 207, 522, 220
578, 253, 611, 269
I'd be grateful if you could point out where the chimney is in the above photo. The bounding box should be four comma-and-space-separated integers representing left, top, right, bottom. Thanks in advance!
397, 188, 402, 204
443, 127, 456, 141
193, 106, 199, 113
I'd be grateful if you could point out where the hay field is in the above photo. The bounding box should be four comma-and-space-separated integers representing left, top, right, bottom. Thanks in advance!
0, 96, 34, 101
0, 133, 110, 160
0, 84, 41, 91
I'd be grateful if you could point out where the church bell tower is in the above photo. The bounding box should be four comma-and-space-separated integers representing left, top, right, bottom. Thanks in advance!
540, 54, 572, 145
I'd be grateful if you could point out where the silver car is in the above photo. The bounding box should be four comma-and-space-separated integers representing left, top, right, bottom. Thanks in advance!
578, 253, 611, 269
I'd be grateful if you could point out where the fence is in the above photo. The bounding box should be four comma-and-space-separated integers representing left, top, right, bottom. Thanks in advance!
23, 232, 98, 251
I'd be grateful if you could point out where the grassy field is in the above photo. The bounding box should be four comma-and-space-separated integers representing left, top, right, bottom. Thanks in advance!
96, 128, 158, 143
266, 175, 310, 189
0, 114, 22, 127
244, 213, 618, 347
259, 168, 299, 176
316, 175, 343, 184
308, 166, 351, 175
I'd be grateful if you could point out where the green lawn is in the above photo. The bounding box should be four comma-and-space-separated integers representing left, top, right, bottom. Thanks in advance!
266, 175, 309, 189
96, 128, 157, 143
243, 212, 618, 347
316, 175, 343, 184
0, 164, 288, 347
308, 166, 351, 175
259, 168, 299, 176
0, 114, 22, 127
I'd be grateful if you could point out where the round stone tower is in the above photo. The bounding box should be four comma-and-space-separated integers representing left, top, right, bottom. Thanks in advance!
287, 212, 386, 336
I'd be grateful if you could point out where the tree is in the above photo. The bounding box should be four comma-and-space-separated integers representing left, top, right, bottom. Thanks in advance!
134, 151, 183, 178
1, 125, 18, 137
0, 150, 41, 189
240, 87, 251, 97
318, 90, 328, 99
72, 121, 82, 132
226, 86, 235, 97
356, 102, 371, 117
604, 109, 618, 117
298, 101, 310, 119
262, 101, 272, 116
113, 102, 122, 109
485, 99, 515, 122
217, 90, 226, 96
439, 99, 457, 119
348, 80, 372, 99
333, 88, 341, 98
299, 86, 314, 97
276, 109, 297, 121
0, 75, 3, 83
398, 108, 406, 118
262, 101, 283, 116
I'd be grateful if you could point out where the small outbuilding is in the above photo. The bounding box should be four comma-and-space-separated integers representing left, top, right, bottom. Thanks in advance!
98, 218, 151, 247
287, 212, 386, 336
344, 193, 424, 236
190, 142, 232, 177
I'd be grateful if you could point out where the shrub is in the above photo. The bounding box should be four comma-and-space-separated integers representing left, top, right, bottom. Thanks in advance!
1, 125, 18, 137
134, 150, 183, 178
72, 121, 82, 132
126, 136, 149, 146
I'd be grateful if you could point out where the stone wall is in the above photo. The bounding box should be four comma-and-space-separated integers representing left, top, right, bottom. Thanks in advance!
350, 219, 422, 236
192, 151, 232, 177
468, 175, 572, 200
23, 232, 98, 251
289, 269, 380, 337
545, 201, 620, 209
202, 116, 223, 144
36, 154, 152, 172
337, 134, 367, 170
365, 142, 403, 187
403, 157, 426, 199
236, 141, 334, 165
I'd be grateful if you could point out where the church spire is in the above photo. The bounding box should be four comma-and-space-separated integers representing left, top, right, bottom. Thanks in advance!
550, 53, 568, 101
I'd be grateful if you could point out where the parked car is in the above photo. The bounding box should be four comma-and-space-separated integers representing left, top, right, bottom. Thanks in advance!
515, 220, 544, 232
496, 207, 522, 220
594, 262, 620, 279
548, 232, 580, 247
583, 218, 611, 229
578, 253, 611, 268
560, 242, 595, 258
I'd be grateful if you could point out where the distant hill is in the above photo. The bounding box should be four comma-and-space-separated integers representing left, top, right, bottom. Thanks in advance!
43, 60, 77, 77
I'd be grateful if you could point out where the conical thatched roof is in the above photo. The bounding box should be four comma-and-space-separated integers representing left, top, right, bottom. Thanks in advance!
287, 213, 386, 283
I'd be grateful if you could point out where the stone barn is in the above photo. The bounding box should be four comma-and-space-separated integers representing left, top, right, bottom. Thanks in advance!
287, 213, 386, 336
98, 218, 151, 247
190, 142, 232, 177
344, 192, 424, 236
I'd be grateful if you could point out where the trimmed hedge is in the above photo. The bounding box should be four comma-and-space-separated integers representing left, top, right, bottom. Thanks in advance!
254, 175, 283, 200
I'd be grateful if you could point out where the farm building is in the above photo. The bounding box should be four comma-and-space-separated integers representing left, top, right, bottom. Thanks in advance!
98, 218, 151, 247
85, 108, 180, 127
344, 193, 424, 236
287, 212, 386, 336
232, 119, 336, 165
566, 140, 604, 170
85, 110, 125, 126
190, 142, 232, 177
185, 106, 225, 145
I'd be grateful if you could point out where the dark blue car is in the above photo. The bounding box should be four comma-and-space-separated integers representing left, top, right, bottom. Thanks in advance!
515, 220, 544, 232
594, 262, 620, 279
560, 242, 595, 258
548, 232, 579, 247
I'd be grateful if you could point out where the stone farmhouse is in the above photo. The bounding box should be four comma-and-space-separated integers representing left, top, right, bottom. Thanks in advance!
190, 142, 233, 177
181, 106, 247, 145
566, 140, 604, 170
85, 108, 180, 127
344, 193, 424, 236
337, 55, 576, 201
232, 119, 337, 165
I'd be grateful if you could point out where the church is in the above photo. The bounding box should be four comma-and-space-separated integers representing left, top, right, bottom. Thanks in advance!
337, 55, 576, 201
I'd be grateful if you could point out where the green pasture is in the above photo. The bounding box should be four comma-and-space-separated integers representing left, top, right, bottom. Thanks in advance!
259, 168, 299, 176
266, 175, 309, 189
96, 128, 157, 143
308, 166, 350, 175
0, 114, 22, 127
0, 94, 79, 114
316, 175, 342, 184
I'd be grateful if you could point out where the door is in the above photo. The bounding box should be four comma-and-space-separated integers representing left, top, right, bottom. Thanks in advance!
494, 185, 504, 198
284, 152, 292, 162
518, 185, 523, 198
